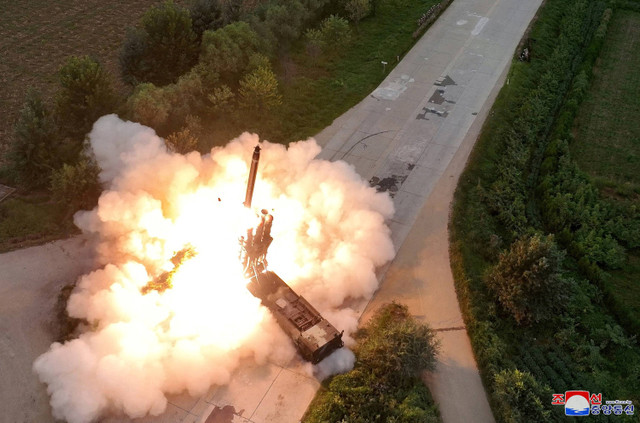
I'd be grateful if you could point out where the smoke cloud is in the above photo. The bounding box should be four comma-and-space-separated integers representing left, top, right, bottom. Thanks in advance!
34, 114, 395, 423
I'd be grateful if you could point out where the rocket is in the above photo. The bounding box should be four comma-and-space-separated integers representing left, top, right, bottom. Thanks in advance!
244, 145, 261, 208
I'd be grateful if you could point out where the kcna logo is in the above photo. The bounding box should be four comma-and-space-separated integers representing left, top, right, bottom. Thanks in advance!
552, 390, 635, 416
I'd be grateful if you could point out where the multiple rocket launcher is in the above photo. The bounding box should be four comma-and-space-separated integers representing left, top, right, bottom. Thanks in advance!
239, 146, 344, 364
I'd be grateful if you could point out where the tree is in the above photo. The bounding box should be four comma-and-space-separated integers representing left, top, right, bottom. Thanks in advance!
120, 0, 198, 86
305, 28, 323, 58
55, 56, 117, 141
127, 83, 172, 130
305, 14, 351, 57
165, 127, 199, 154
7, 91, 61, 187
305, 303, 440, 423
345, 0, 371, 27
200, 22, 261, 80
358, 302, 439, 385
493, 369, 552, 422
319, 15, 351, 47
238, 65, 282, 113
485, 233, 567, 325
189, 0, 225, 41
50, 156, 101, 213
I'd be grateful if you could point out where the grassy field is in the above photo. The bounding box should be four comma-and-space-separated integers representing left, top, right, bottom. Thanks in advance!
0, 193, 74, 253
571, 9, 640, 335
0, 0, 184, 163
571, 10, 640, 197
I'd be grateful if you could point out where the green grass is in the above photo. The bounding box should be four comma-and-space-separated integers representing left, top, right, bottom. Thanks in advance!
0, 194, 75, 252
201, 0, 441, 146
571, 10, 640, 195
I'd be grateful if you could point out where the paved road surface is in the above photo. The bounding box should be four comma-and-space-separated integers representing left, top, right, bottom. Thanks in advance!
0, 0, 542, 421
0, 238, 95, 423
314, 0, 541, 421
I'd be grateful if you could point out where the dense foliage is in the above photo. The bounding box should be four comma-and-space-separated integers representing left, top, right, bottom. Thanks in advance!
120, 0, 199, 86
486, 234, 566, 325
7, 91, 61, 188
451, 0, 640, 421
55, 55, 117, 141
304, 303, 440, 423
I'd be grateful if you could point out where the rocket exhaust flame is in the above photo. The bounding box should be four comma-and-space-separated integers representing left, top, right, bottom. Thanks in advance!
33, 115, 395, 423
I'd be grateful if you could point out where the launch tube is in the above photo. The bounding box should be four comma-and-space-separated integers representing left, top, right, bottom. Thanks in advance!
244, 146, 261, 208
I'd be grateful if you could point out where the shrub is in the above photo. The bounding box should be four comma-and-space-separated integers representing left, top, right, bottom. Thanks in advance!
304, 303, 440, 423
120, 0, 198, 86
238, 65, 282, 113
127, 83, 171, 130
165, 127, 199, 154
55, 56, 117, 141
345, 0, 371, 26
200, 21, 261, 81
493, 369, 552, 423
7, 91, 61, 188
305, 15, 351, 57
189, 0, 225, 41
486, 233, 567, 325
50, 157, 101, 213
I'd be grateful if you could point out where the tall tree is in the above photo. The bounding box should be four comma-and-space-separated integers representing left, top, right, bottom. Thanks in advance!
200, 22, 261, 80
55, 56, 117, 141
189, 0, 225, 42
120, 0, 198, 86
8, 91, 61, 187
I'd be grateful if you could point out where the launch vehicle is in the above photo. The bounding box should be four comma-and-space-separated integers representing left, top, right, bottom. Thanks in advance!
239, 146, 344, 364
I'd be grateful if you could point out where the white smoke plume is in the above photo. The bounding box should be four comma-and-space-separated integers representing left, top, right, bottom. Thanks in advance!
34, 114, 395, 423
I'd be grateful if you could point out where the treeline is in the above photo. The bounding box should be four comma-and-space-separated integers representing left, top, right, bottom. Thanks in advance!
1, 0, 383, 216
450, 0, 640, 421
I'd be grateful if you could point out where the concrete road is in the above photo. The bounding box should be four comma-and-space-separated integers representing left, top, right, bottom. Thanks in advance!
315, 0, 541, 421
0, 0, 542, 422
0, 237, 95, 423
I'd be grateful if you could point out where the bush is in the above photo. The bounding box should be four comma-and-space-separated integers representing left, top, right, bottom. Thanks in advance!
305, 15, 351, 57
304, 303, 440, 423
7, 91, 61, 188
249, 0, 310, 52
486, 234, 567, 325
120, 0, 198, 86
493, 369, 552, 423
55, 55, 117, 141
50, 157, 101, 213
345, 0, 371, 26
165, 127, 199, 154
127, 69, 207, 133
189, 0, 225, 41
200, 21, 261, 81
238, 65, 282, 114
127, 83, 171, 130
358, 303, 439, 385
